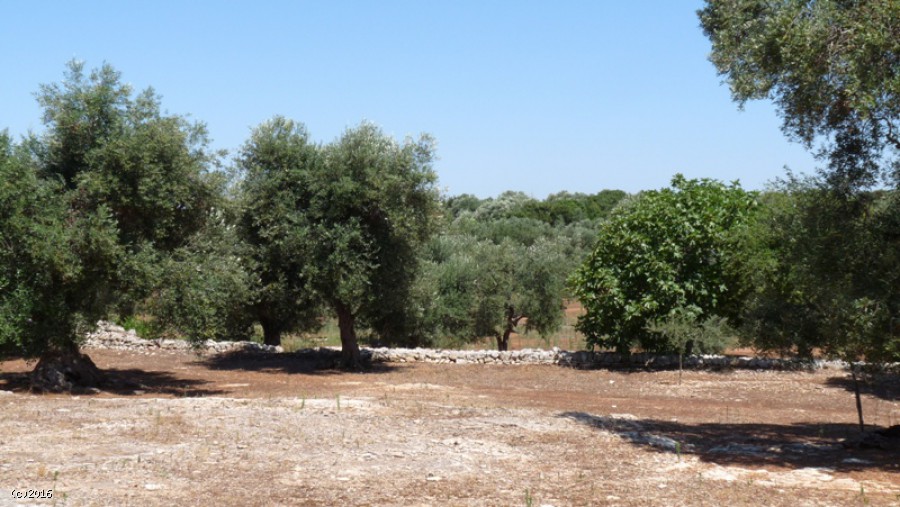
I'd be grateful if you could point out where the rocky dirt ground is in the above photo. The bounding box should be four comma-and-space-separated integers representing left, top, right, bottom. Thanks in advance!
1, 348, 898, 506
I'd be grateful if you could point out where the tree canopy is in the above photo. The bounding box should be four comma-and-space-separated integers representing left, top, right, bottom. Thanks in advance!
412, 234, 567, 350
0, 62, 221, 389
444, 189, 627, 225
0, 131, 122, 358
35, 62, 220, 251
571, 175, 757, 354
236, 117, 323, 346
405, 189, 611, 350
699, 0, 900, 190
239, 118, 441, 366
733, 179, 900, 362
700, 1, 900, 368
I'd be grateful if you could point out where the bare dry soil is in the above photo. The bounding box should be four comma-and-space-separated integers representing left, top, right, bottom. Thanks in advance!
1, 349, 898, 506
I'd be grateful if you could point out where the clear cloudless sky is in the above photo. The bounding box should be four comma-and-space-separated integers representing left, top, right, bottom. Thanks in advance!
1, 0, 819, 198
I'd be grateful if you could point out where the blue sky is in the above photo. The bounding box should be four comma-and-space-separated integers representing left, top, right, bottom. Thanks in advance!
1, 1, 818, 198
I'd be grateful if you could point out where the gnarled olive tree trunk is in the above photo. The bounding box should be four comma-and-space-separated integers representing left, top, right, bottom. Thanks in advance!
30, 341, 104, 392
258, 315, 283, 347
496, 305, 523, 351
336, 302, 361, 369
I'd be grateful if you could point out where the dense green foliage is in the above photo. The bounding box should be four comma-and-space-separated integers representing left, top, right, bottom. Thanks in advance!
404, 188, 617, 350
235, 117, 323, 346
734, 180, 900, 362
148, 208, 257, 343
322, 123, 441, 357
412, 234, 567, 350
510, 190, 628, 225
572, 175, 757, 354
445, 189, 626, 224
35, 62, 220, 251
647, 309, 735, 380
0, 131, 121, 355
647, 310, 734, 356
238, 118, 440, 365
700, 1, 900, 366
700, 0, 900, 190
0, 62, 220, 358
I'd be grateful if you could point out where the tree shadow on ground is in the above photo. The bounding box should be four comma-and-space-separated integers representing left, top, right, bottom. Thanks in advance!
561, 352, 820, 375
560, 411, 899, 472
0, 368, 227, 397
200, 349, 400, 376
825, 374, 900, 402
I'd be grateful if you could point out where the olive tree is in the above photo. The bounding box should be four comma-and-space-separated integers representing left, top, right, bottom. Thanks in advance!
735, 180, 900, 361
36, 62, 220, 250
413, 234, 567, 351
701, 3, 900, 432
408, 191, 597, 350
699, 0, 900, 190
1, 131, 121, 362
148, 206, 257, 344
236, 117, 324, 346
511, 190, 628, 225
239, 118, 440, 367
734, 178, 900, 431
0, 62, 221, 390
647, 309, 734, 383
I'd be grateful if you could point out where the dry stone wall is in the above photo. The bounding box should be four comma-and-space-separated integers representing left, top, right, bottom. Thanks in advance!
83, 321, 282, 354
80, 321, 870, 371
363, 347, 846, 370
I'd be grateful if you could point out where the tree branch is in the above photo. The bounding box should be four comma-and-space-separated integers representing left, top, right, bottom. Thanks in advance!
883, 119, 900, 151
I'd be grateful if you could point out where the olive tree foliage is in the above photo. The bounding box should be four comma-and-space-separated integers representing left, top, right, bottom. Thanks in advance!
447, 192, 609, 284
147, 205, 257, 344
733, 178, 900, 363
445, 193, 483, 219
470, 191, 532, 221
314, 123, 441, 366
571, 175, 757, 354
411, 234, 567, 350
406, 192, 593, 350
0, 131, 121, 359
510, 190, 628, 225
733, 179, 900, 432
446, 189, 627, 226
35, 62, 220, 252
647, 309, 735, 382
239, 118, 441, 366
31, 61, 222, 320
699, 0, 900, 191
0, 62, 221, 389
236, 117, 323, 346
701, 2, 900, 432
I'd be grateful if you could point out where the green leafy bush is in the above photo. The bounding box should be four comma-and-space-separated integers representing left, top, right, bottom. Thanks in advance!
571, 175, 756, 354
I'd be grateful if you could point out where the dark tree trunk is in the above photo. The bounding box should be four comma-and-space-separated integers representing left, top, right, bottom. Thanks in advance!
851, 363, 865, 433
496, 332, 510, 352
30, 341, 104, 392
497, 306, 519, 351
797, 342, 813, 360
336, 302, 361, 369
259, 317, 282, 347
